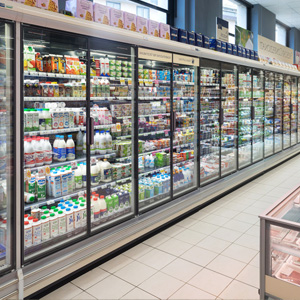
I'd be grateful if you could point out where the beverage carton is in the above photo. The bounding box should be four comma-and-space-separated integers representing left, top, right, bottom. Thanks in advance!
188, 31, 195, 45
170, 26, 178, 41
226, 43, 232, 54
178, 29, 188, 44
159, 23, 170, 39
148, 20, 159, 37
246, 48, 250, 59
232, 44, 237, 55
110, 8, 124, 29
93, 3, 110, 25
203, 35, 209, 48
37, 0, 59, 12
195, 33, 203, 47
123, 12, 136, 31
65, 0, 93, 20
221, 41, 227, 53
136, 16, 148, 34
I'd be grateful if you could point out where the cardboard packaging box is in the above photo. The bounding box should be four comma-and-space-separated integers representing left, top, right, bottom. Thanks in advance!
210, 38, 221, 51
170, 26, 178, 41
178, 29, 188, 43
237, 46, 242, 57
242, 47, 246, 57
226, 43, 232, 54
195, 33, 203, 47
221, 41, 227, 53
136, 16, 148, 34
250, 50, 255, 60
37, 0, 59, 12
203, 35, 209, 48
232, 44, 237, 55
123, 11, 136, 31
246, 48, 250, 59
188, 31, 196, 45
148, 20, 159, 37
110, 7, 124, 28
159, 23, 170, 39
65, 0, 93, 20
93, 3, 110, 25
254, 51, 259, 61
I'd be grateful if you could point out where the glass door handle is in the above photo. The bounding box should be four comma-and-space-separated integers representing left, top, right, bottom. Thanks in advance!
88, 117, 95, 145
251, 106, 255, 120
219, 108, 224, 125
290, 103, 293, 114
171, 111, 176, 132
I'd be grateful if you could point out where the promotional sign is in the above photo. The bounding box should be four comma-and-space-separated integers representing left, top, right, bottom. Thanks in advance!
235, 25, 254, 50
138, 48, 172, 62
216, 17, 229, 42
258, 35, 293, 64
295, 50, 300, 64
173, 54, 199, 66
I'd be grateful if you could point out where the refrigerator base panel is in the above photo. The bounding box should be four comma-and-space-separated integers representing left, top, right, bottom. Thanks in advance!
22, 144, 300, 299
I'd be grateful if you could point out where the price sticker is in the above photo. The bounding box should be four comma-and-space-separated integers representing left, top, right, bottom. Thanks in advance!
77, 191, 85, 197
63, 196, 70, 201
120, 78, 125, 85
46, 200, 55, 205
128, 79, 132, 85
91, 157, 97, 165
139, 79, 144, 86
38, 166, 46, 177
154, 80, 159, 86
24, 169, 31, 180
30, 205, 39, 210
102, 184, 107, 189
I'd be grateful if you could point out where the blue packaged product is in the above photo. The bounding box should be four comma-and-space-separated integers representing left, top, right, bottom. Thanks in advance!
188, 31, 196, 45
170, 26, 178, 41
254, 51, 259, 61
250, 50, 255, 60
227, 43, 232, 54
242, 47, 246, 57
246, 49, 250, 59
178, 29, 188, 44
195, 33, 203, 47
209, 38, 221, 51
203, 35, 209, 48
232, 44, 237, 55
221, 41, 227, 53
237, 46, 242, 57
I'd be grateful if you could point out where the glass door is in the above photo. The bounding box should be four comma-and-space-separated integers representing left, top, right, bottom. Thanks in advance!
200, 60, 220, 185
0, 20, 14, 272
264, 72, 275, 158
221, 63, 238, 177
252, 69, 264, 163
23, 26, 88, 261
275, 73, 283, 153
291, 77, 297, 146
137, 48, 172, 212
89, 39, 135, 230
172, 54, 198, 197
283, 75, 291, 149
238, 67, 252, 169
298, 78, 300, 143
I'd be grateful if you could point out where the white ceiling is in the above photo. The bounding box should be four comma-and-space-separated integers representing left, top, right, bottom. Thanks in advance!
247, 0, 300, 29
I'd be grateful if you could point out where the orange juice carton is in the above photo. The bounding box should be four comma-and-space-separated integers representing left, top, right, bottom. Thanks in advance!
148, 20, 159, 37
159, 23, 170, 39
65, 0, 93, 20
123, 12, 136, 32
93, 3, 110, 25
136, 16, 148, 34
110, 8, 124, 29
37, 0, 59, 12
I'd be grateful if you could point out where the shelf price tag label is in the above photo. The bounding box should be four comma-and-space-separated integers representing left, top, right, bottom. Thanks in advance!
71, 161, 77, 169
120, 78, 125, 85
77, 191, 85, 197
30, 205, 39, 210
24, 169, 31, 180
91, 157, 97, 165
47, 200, 55, 205
128, 79, 132, 85
139, 79, 144, 86
154, 80, 159, 86
38, 166, 46, 177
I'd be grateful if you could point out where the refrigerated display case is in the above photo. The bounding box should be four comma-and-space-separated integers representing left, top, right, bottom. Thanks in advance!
275, 74, 283, 153
0, 19, 14, 273
238, 66, 252, 168
200, 60, 220, 185
252, 69, 264, 162
221, 63, 238, 176
260, 185, 300, 300
291, 77, 297, 146
298, 78, 300, 143
283, 75, 291, 149
265, 72, 275, 157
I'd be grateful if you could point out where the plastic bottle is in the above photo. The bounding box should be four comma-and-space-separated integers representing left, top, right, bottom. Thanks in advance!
66, 135, 75, 161
104, 56, 110, 77
38, 109, 46, 131
99, 195, 107, 218
82, 162, 87, 187
24, 138, 35, 167
100, 57, 105, 76
24, 221, 32, 248
57, 135, 66, 162
99, 131, 107, 154
76, 130, 83, 155
100, 159, 112, 182
44, 109, 51, 130
35, 137, 44, 166
41, 215, 50, 241
65, 208, 74, 232
58, 210, 66, 235
83, 131, 87, 154
105, 131, 112, 153
93, 197, 101, 221
91, 163, 99, 186
53, 135, 59, 161
44, 137, 52, 165
75, 165, 83, 189
32, 218, 41, 245
94, 130, 100, 154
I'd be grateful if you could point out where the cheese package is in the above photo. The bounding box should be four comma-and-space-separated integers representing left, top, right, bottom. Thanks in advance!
37, 0, 58, 12
110, 8, 124, 29
93, 3, 110, 25
65, 0, 93, 20
123, 12, 136, 31
136, 16, 148, 34
159, 23, 170, 40
148, 20, 159, 37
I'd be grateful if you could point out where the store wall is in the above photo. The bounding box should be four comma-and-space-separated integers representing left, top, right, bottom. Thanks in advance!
289, 28, 300, 63
251, 4, 276, 51
174, 0, 222, 38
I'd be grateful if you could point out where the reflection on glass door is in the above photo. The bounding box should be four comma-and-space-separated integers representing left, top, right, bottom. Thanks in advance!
275, 74, 283, 153
200, 60, 220, 185
283, 75, 291, 149
291, 77, 297, 146
89, 39, 135, 230
298, 78, 300, 142
221, 63, 237, 176
0, 21, 14, 272
252, 69, 264, 162
172, 55, 198, 196
238, 67, 252, 168
138, 49, 172, 211
23, 26, 88, 260
264, 72, 275, 157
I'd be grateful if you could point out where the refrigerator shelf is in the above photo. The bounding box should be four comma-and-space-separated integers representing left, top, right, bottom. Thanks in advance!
91, 97, 131, 101
138, 97, 170, 101
174, 81, 194, 85
116, 113, 170, 119
116, 129, 172, 140
24, 71, 85, 79
24, 97, 86, 101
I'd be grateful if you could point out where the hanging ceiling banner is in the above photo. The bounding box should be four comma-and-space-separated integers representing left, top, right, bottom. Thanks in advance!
258, 35, 293, 64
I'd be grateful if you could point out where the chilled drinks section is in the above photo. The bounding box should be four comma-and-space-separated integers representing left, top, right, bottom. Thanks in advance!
18, 25, 300, 261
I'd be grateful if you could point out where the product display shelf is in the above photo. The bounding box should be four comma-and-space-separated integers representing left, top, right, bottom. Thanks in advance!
24, 71, 85, 79
25, 97, 86, 102
116, 113, 170, 119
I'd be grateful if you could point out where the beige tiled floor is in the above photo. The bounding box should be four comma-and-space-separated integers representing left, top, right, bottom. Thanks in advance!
40, 155, 300, 300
